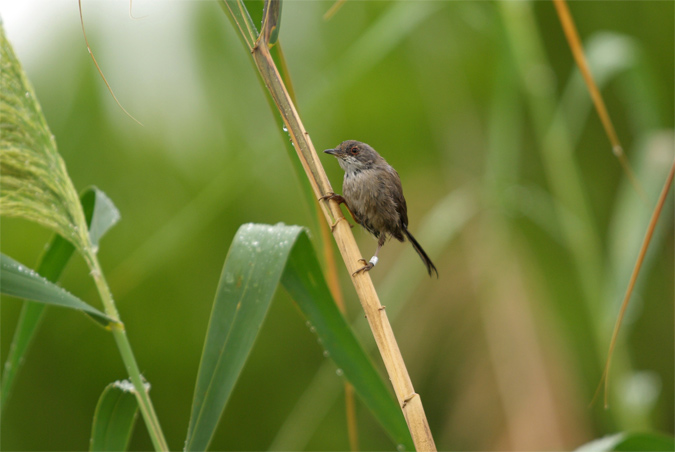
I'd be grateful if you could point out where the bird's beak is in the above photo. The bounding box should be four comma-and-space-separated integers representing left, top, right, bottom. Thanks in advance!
323, 148, 338, 156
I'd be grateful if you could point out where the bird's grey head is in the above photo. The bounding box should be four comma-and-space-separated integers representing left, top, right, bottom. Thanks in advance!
323, 140, 382, 174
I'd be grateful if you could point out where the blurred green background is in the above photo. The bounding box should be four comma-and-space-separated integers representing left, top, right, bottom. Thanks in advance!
1, 0, 673, 450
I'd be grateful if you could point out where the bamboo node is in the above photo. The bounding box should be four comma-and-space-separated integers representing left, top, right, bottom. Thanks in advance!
402, 392, 418, 409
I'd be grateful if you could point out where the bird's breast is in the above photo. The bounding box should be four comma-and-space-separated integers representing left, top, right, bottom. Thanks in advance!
342, 168, 403, 238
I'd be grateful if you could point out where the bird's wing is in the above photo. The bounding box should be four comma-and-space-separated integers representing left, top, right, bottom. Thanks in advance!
388, 166, 408, 228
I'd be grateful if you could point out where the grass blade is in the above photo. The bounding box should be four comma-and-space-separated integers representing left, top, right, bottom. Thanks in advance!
281, 232, 413, 449
82, 187, 121, 250
185, 223, 411, 450
596, 159, 675, 407
552, 0, 645, 201
90, 380, 140, 452
575, 432, 675, 452
1, 187, 121, 411
185, 223, 304, 451
0, 253, 114, 326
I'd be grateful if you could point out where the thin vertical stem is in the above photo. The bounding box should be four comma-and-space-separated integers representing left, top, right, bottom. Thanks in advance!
595, 159, 675, 407
88, 253, 169, 451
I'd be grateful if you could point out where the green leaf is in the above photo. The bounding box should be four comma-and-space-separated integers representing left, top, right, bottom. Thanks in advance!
219, 0, 259, 51
184, 223, 300, 451
185, 223, 410, 451
81, 187, 121, 250
1, 187, 120, 411
90, 380, 140, 452
260, 0, 282, 46
280, 232, 413, 449
0, 253, 114, 326
576, 432, 675, 452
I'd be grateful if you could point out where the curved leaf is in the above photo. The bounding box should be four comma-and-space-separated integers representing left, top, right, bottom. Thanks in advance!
281, 232, 413, 449
185, 223, 410, 451
0, 253, 114, 326
81, 187, 121, 250
576, 432, 675, 452
90, 380, 140, 452
1, 187, 120, 411
185, 223, 302, 451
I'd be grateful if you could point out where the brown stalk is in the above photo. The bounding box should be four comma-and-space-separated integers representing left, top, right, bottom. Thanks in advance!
594, 159, 675, 408
246, 2, 436, 449
273, 41, 358, 450
552, 0, 646, 202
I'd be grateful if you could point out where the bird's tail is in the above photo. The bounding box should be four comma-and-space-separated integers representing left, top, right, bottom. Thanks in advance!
403, 227, 438, 278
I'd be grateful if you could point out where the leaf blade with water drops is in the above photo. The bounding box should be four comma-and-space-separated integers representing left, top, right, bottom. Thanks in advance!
185, 223, 302, 451
281, 232, 413, 449
0, 253, 115, 326
185, 223, 411, 451
90, 380, 140, 452
1, 186, 121, 412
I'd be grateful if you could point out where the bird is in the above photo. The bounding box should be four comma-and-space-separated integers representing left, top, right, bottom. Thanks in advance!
321, 140, 438, 277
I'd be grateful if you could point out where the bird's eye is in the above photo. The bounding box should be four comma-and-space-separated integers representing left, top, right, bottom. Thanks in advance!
350, 146, 359, 155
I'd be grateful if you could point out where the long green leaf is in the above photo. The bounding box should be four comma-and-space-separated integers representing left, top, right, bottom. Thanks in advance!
90, 380, 140, 452
281, 232, 413, 449
0, 253, 114, 326
1, 187, 120, 411
185, 223, 410, 451
184, 223, 301, 451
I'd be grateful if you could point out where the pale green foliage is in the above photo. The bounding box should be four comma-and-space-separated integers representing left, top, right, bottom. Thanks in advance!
0, 23, 89, 254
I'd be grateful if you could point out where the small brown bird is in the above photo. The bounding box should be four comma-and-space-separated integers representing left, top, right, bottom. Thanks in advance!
322, 140, 438, 277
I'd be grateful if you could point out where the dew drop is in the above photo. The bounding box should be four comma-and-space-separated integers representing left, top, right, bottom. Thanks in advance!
323, 350, 330, 358
282, 125, 288, 132
336, 369, 344, 377
309, 326, 316, 334
397, 445, 405, 452
24, 91, 30, 98
224, 272, 235, 285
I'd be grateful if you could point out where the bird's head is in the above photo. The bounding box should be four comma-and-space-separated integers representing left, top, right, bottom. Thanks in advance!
323, 140, 381, 173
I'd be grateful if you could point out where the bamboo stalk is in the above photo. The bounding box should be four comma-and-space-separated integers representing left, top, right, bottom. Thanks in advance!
220, 0, 436, 448
255, 37, 435, 452
274, 40, 360, 452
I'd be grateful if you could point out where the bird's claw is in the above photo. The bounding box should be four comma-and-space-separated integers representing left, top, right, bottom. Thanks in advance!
352, 259, 374, 276
329, 217, 353, 232
319, 192, 338, 201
